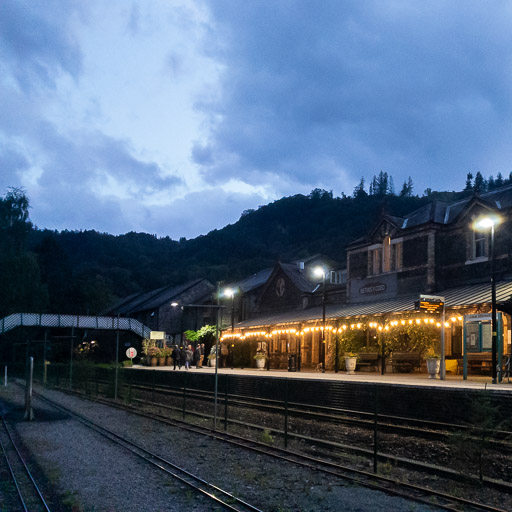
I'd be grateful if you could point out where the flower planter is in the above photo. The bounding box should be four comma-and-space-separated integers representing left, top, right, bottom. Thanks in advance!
345, 356, 357, 375
426, 358, 440, 379
150, 357, 158, 367
209, 357, 217, 368
157, 357, 166, 366
255, 358, 266, 370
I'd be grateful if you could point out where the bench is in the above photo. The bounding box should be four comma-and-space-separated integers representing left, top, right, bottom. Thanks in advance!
356, 352, 380, 372
462, 353, 492, 374
390, 352, 421, 373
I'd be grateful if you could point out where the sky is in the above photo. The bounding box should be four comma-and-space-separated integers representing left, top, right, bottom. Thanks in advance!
2, 1, 512, 239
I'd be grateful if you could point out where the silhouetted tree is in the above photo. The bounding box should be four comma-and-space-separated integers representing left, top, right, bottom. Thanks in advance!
399, 177, 414, 197
474, 172, 486, 193
465, 173, 474, 191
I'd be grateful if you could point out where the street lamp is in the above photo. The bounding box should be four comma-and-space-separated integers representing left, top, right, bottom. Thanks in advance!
473, 214, 501, 384
223, 288, 236, 369
171, 299, 226, 428
313, 266, 327, 373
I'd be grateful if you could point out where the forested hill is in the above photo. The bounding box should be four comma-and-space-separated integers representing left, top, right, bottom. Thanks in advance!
0, 177, 479, 317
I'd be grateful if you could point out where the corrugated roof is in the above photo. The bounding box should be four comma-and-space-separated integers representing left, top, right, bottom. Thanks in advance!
235, 280, 512, 329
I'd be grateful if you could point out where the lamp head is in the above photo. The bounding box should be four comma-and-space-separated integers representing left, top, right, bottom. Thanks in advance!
473, 214, 501, 232
224, 288, 235, 299
313, 266, 325, 278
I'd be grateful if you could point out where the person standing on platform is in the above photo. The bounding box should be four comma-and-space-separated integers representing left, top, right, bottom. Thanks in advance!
194, 343, 203, 369
184, 345, 193, 370
172, 345, 181, 370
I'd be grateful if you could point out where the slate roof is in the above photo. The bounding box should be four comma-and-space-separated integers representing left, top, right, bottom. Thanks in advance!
231, 268, 273, 294
279, 262, 318, 293
108, 279, 214, 315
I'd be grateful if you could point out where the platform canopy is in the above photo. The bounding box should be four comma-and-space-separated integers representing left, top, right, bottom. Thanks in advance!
235, 280, 512, 330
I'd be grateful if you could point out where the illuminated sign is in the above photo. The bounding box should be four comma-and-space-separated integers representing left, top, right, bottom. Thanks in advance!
414, 294, 445, 313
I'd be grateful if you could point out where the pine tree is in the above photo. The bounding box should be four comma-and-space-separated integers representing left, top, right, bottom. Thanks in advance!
464, 173, 474, 191
353, 177, 368, 199
399, 176, 414, 197
473, 172, 486, 193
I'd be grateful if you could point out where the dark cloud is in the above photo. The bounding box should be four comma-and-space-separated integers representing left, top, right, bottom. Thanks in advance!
0, 0, 83, 92
198, 1, 512, 195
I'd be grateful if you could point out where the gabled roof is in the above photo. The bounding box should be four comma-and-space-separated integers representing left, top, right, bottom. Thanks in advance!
279, 262, 318, 293
232, 267, 273, 294
108, 279, 214, 315
352, 184, 512, 246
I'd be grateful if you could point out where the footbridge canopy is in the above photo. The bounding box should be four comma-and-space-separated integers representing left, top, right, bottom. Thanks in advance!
0, 313, 151, 339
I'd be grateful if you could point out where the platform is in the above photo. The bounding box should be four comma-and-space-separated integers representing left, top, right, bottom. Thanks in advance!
130, 365, 512, 392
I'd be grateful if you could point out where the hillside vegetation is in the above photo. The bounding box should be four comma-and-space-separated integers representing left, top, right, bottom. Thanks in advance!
0, 170, 502, 316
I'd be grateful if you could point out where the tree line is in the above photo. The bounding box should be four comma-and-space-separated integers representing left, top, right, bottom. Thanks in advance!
1, 171, 509, 318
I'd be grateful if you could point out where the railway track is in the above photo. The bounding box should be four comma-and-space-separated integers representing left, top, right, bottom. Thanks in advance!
39, 386, 509, 512
102, 379, 512, 448
33, 391, 263, 512
0, 415, 51, 512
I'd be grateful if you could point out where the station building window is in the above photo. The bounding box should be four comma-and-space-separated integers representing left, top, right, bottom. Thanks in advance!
368, 236, 402, 276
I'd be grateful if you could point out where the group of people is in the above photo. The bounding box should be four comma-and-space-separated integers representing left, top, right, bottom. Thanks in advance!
170, 343, 205, 370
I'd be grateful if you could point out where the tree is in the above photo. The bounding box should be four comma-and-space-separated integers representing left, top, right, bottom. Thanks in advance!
399, 177, 414, 197
353, 177, 368, 199
495, 172, 504, 187
0, 187, 32, 254
369, 171, 392, 196
473, 172, 486, 193
464, 173, 474, 191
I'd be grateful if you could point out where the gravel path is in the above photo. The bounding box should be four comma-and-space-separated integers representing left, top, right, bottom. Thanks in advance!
0, 381, 443, 511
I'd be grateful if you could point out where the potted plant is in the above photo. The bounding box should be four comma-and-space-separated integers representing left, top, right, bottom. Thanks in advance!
254, 351, 267, 370
424, 347, 440, 379
344, 352, 358, 375
156, 349, 166, 366
163, 348, 173, 366
147, 346, 158, 367
207, 353, 217, 367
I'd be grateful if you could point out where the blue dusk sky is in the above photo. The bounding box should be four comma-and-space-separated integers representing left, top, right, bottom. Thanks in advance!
2, 1, 512, 239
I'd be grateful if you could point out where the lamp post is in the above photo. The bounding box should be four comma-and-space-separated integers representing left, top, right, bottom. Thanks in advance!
313, 267, 327, 373
223, 288, 236, 368
473, 215, 500, 384
171, 299, 226, 428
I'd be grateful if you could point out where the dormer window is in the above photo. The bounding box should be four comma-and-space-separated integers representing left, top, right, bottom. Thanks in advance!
468, 230, 488, 262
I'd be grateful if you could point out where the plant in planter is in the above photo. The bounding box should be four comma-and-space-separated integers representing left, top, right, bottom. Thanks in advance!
156, 348, 166, 366
253, 351, 267, 370
147, 346, 158, 367
344, 352, 358, 375
207, 352, 217, 367
143, 339, 157, 366
424, 347, 440, 379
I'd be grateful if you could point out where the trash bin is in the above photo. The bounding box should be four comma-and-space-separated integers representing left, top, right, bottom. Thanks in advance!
288, 354, 297, 372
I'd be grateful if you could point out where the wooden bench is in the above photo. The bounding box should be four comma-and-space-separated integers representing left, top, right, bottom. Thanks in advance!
463, 353, 492, 374
390, 352, 421, 373
356, 352, 380, 372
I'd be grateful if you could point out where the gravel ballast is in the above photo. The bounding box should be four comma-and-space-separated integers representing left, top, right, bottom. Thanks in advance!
0, 382, 443, 511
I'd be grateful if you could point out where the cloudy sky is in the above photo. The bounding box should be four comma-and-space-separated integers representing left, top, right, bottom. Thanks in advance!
2, 1, 512, 239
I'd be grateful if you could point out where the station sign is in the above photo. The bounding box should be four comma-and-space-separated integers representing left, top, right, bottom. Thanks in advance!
150, 331, 165, 340
414, 294, 445, 313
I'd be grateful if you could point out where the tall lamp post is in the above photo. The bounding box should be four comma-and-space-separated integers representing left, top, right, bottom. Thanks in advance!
223, 288, 236, 368
473, 215, 501, 384
313, 267, 327, 373
171, 299, 226, 428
